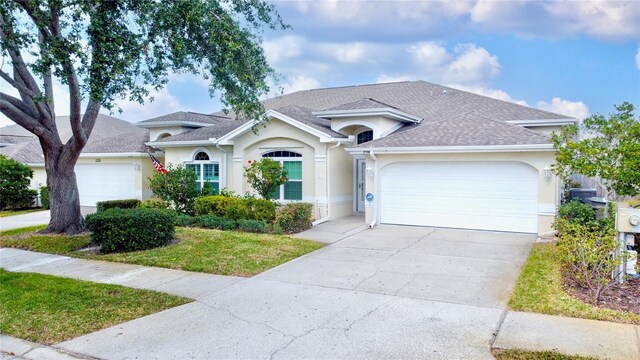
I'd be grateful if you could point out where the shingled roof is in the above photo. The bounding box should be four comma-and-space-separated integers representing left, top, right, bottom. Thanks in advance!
354, 113, 552, 148
153, 80, 571, 146
137, 111, 231, 125
0, 114, 150, 163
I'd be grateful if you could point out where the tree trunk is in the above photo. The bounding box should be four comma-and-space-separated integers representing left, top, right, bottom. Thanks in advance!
43, 149, 83, 235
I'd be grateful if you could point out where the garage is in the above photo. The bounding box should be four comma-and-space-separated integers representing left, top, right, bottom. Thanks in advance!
380, 162, 538, 233
75, 163, 138, 206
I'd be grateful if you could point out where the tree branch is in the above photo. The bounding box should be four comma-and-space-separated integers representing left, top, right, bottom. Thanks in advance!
0, 91, 38, 119
0, 96, 42, 135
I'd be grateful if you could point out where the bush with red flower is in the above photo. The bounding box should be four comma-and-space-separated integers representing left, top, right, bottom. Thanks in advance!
243, 158, 288, 200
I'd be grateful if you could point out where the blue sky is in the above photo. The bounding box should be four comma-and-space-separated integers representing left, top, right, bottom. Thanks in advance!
2, 0, 639, 126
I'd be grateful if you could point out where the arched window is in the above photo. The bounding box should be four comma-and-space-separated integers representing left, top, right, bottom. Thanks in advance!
357, 130, 374, 145
262, 150, 302, 201
194, 151, 210, 161
261, 150, 302, 158
185, 150, 219, 193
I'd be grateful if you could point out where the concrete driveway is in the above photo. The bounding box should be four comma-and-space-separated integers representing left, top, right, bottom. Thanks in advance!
58, 221, 535, 359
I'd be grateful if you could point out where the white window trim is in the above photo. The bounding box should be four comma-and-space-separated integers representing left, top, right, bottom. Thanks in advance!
262, 151, 303, 201
184, 150, 222, 192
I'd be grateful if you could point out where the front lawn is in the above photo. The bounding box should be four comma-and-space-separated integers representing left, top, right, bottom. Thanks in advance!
0, 208, 46, 218
492, 349, 598, 360
0, 226, 322, 277
508, 242, 640, 324
0, 269, 190, 344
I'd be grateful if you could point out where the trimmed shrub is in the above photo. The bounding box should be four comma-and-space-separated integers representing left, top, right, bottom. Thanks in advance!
275, 203, 313, 234
195, 195, 276, 222
140, 198, 170, 209
194, 195, 248, 220
0, 154, 37, 210
265, 223, 283, 235
85, 208, 176, 253
195, 215, 237, 230
557, 200, 596, 225
96, 199, 141, 212
40, 186, 49, 209
175, 214, 197, 227
243, 198, 276, 222
238, 219, 266, 233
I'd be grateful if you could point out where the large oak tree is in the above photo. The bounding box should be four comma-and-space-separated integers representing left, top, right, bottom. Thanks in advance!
0, 0, 285, 234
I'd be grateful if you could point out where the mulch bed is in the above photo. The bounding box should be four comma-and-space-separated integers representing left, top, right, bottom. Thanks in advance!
562, 271, 640, 314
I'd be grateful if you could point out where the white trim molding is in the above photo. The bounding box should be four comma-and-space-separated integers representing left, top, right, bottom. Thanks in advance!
507, 118, 578, 127
135, 121, 214, 128
146, 140, 215, 147
345, 143, 555, 154
217, 110, 353, 144
313, 108, 423, 124
79, 152, 151, 158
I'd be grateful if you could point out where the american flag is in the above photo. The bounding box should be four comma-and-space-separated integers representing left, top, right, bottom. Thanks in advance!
148, 153, 168, 174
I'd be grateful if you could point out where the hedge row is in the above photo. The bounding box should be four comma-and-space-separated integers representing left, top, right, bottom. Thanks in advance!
194, 195, 276, 222
96, 199, 141, 212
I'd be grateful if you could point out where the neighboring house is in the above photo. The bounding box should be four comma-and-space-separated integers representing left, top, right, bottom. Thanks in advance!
0, 80, 574, 234
0, 114, 159, 206
140, 80, 576, 235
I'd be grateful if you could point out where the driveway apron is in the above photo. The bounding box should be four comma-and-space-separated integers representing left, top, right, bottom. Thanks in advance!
58, 224, 535, 359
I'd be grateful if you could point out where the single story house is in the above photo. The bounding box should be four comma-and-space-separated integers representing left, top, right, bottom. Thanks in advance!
1, 80, 576, 235
0, 114, 159, 205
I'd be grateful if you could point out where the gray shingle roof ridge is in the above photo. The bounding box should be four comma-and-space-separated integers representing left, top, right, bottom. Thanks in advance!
425, 80, 574, 120
469, 113, 551, 140
283, 80, 414, 96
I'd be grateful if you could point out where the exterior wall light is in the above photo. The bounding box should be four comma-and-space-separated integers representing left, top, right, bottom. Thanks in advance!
366, 166, 374, 179
544, 166, 552, 182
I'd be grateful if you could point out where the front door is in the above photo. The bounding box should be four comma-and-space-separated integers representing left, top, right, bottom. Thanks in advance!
356, 158, 366, 212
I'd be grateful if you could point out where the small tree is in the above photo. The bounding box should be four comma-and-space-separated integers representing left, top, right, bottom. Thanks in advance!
555, 218, 620, 302
244, 158, 287, 199
0, 155, 37, 209
148, 165, 198, 215
552, 102, 640, 200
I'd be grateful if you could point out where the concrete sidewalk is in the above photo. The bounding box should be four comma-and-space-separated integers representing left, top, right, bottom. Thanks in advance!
494, 311, 640, 360
0, 248, 242, 300
0, 211, 50, 231
2, 244, 639, 359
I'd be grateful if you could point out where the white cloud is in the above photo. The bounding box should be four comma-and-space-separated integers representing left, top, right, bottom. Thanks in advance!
285, 0, 640, 41
448, 84, 528, 106
443, 44, 501, 85
376, 74, 414, 84
636, 46, 640, 69
536, 97, 590, 119
383, 42, 502, 87
109, 88, 189, 122
263, 35, 304, 65
279, 75, 321, 94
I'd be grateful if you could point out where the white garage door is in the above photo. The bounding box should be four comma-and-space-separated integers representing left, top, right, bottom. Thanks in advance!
75, 164, 138, 206
380, 162, 538, 233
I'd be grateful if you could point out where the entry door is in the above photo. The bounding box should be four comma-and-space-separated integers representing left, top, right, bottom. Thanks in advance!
356, 159, 367, 212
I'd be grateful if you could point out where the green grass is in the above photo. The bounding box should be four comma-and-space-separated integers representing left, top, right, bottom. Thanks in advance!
0, 208, 46, 218
0, 224, 47, 237
509, 242, 640, 324
0, 231, 91, 254
84, 227, 323, 276
493, 349, 599, 360
1, 226, 323, 277
0, 269, 190, 344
